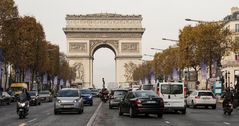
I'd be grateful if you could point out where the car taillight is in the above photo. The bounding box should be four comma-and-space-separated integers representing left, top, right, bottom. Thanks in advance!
132, 99, 142, 105
195, 96, 200, 99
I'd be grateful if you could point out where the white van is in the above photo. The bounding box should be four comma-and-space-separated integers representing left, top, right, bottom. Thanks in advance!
158, 82, 186, 114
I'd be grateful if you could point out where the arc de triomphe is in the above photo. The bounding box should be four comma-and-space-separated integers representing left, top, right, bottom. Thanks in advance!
63, 13, 145, 87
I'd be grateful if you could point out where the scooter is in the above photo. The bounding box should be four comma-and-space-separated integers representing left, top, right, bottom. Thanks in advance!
17, 101, 29, 119
224, 101, 233, 115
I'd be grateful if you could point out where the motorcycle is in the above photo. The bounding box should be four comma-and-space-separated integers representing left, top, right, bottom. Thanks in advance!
101, 94, 108, 103
224, 101, 233, 115
17, 96, 29, 119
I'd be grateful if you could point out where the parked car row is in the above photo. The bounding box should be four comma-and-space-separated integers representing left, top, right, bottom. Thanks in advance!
0, 92, 14, 105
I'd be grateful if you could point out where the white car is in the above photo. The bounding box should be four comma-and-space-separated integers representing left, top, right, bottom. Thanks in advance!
186, 90, 217, 109
54, 88, 84, 114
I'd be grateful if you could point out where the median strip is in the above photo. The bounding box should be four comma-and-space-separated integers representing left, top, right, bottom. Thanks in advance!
86, 102, 102, 126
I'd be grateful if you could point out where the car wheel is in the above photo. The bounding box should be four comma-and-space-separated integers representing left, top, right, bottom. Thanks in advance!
145, 113, 149, 117
54, 109, 59, 115
90, 102, 93, 106
212, 105, 216, 109
109, 104, 112, 109
186, 102, 189, 108
38, 101, 41, 105
192, 101, 196, 108
181, 109, 186, 114
119, 106, 123, 116
129, 107, 135, 118
157, 113, 163, 118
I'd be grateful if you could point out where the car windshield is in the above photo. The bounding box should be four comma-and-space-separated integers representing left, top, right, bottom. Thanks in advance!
198, 92, 214, 96
58, 90, 79, 97
161, 84, 183, 94
80, 89, 92, 94
28, 92, 36, 96
114, 90, 127, 97
135, 91, 158, 98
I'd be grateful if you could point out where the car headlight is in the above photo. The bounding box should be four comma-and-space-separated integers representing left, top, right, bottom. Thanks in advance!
73, 99, 79, 103
88, 95, 92, 99
57, 99, 61, 103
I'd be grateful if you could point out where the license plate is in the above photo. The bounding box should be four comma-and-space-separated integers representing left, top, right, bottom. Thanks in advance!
63, 105, 73, 108
147, 101, 156, 103
19, 109, 23, 111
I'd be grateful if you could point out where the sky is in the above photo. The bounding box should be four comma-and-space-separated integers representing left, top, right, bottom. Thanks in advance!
14, 0, 238, 88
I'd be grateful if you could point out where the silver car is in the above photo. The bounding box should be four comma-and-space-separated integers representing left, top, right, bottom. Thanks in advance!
54, 88, 84, 114
39, 91, 53, 102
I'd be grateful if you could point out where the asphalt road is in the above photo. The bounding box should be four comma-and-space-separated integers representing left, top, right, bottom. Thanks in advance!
0, 98, 101, 126
93, 103, 239, 126
1, 99, 239, 126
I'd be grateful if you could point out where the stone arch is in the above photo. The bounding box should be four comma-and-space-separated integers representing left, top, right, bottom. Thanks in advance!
90, 40, 119, 57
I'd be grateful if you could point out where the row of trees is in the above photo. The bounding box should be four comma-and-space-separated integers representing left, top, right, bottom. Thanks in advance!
133, 22, 237, 83
0, 0, 76, 90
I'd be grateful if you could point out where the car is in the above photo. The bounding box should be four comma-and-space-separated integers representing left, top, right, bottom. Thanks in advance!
90, 88, 100, 97
186, 90, 217, 109
109, 89, 128, 109
54, 88, 84, 114
80, 89, 93, 106
158, 82, 186, 114
39, 91, 53, 102
29, 91, 41, 106
119, 90, 164, 118
0, 92, 12, 105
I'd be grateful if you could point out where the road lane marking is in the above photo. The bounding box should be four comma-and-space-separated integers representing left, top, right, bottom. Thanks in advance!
28, 118, 37, 123
224, 122, 230, 125
47, 112, 51, 115
165, 121, 170, 124
86, 102, 102, 126
19, 123, 27, 126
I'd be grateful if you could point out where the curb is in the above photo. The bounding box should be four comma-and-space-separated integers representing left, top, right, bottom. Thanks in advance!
86, 102, 102, 126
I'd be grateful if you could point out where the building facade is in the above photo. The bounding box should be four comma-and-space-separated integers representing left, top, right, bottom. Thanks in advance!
221, 7, 239, 89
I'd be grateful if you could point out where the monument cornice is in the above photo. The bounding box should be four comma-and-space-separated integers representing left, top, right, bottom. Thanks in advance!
63, 28, 145, 33
66, 13, 142, 20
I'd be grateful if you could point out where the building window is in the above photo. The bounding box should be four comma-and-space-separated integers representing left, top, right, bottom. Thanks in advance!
236, 24, 239, 32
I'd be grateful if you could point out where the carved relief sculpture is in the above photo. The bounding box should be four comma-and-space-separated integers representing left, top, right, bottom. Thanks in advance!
121, 43, 139, 52
74, 62, 84, 82
69, 43, 87, 53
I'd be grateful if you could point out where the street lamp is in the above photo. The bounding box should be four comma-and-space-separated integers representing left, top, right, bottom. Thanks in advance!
144, 54, 154, 57
162, 38, 179, 43
150, 48, 164, 51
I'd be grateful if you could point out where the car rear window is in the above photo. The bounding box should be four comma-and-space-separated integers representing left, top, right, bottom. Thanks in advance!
80, 89, 92, 94
114, 91, 127, 97
58, 90, 79, 97
161, 84, 183, 94
135, 91, 158, 98
198, 92, 214, 96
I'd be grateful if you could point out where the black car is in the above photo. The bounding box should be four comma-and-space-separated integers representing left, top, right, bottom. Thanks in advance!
109, 89, 128, 109
119, 90, 164, 118
29, 91, 41, 106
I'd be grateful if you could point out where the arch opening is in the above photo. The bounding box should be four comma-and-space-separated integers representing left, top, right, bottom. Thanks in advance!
92, 45, 116, 88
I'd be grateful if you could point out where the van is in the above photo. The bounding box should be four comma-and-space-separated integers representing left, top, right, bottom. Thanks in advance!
158, 82, 186, 114
9, 83, 28, 96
